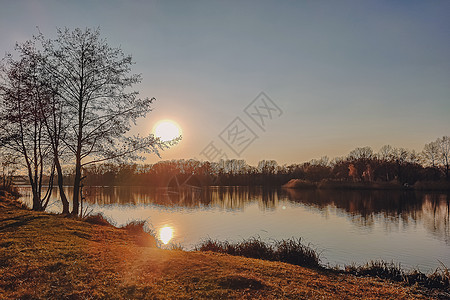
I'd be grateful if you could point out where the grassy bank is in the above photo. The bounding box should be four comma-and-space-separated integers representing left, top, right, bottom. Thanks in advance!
196, 238, 449, 292
0, 193, 443, 299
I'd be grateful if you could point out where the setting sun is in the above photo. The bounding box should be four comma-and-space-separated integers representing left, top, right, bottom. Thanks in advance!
153, 120, 181, 142
159, 226, 174, 245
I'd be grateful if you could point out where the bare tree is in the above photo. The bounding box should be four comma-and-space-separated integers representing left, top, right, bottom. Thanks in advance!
0, 44, 54, 210
1, 28, 172, 214
348, 146, 373, 161
438, 136, 450, 179
36, 28, 168, 215
378, 145, 394, 161
1, 38, 71, 213
257, 160, 278, 175
38, 87, 71, 213
310, 156, 329, 167
34, 54, 71, 214
422, 140, 440, 167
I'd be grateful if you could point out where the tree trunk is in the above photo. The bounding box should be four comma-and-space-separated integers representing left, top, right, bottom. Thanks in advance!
71, 154, 81, 216
445, 155, 449, 180
54, 157, 70, 214
26, 161, 41, 211
32, 193, 41, 211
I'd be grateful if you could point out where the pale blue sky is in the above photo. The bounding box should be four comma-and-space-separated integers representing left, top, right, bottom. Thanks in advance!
1, 1, 449, 164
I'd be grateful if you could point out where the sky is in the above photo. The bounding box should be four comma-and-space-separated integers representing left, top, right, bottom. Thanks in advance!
1, 0, 449, 165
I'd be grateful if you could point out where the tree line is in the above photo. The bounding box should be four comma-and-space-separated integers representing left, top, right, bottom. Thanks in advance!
0, 28, 169, 214
72, 137, 449, 187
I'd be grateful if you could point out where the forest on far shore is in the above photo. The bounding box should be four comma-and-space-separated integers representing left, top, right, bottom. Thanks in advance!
3, 138, 450, 189
50, 138, 450, 188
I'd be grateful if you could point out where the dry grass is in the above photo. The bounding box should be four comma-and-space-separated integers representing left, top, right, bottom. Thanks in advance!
345, 260, 449, 290
0, 186, 21, 199
0, 195, 441, 299
83, 213, 114, 226
196, 237, 320, 269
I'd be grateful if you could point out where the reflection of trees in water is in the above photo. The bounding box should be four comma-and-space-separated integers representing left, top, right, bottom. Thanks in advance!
79, 186, 280, 210
284, 189, 450, 242
204, 187, 280, 211
28, 185, 449, 243
421, 194, 450, 243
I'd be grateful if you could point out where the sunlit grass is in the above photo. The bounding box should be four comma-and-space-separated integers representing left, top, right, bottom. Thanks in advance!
197, 237, 449, 291
1, 194, 445, 299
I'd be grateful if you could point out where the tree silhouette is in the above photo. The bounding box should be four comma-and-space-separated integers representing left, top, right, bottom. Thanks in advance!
37, 28, 170, 215
438, 136, 450, 179
0, 42, 55, 210
422, 141, 440, 167
1, 28, 171, 214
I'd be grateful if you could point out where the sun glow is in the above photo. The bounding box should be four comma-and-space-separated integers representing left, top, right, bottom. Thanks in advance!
159, 226, 174, 245
153, 120, 181, 142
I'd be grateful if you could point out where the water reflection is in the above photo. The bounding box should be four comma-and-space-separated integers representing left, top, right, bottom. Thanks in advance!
421, 194, 450, 244
19, 185, 450, 245
284, 189, 450, 243
81, 186, 282, 211
159, 226, 174, 245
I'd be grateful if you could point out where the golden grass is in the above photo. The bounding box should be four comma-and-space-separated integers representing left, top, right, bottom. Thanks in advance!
0, 195, 436, 299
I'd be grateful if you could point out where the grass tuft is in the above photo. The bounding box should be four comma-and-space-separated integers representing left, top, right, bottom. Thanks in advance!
83, 213, 113, 226
234, 237, 274, 260
121, 220, 157, 247
344, 260, 450, 290
196, 237, 321, 268
122, 220, 147, 235
345, 260, 404, 281
426, 263, 449, 289
274, 238, 320, 268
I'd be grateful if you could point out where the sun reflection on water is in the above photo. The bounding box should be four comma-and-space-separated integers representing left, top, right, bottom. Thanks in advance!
159, 226, 174, 244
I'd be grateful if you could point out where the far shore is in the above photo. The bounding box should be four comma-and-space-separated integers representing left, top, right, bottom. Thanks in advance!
14, 180, 450, 191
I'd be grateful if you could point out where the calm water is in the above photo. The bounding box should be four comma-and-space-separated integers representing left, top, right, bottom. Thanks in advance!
19, 186, 450, 272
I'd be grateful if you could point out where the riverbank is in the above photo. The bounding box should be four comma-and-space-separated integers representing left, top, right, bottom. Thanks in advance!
0, 193, 441, 299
